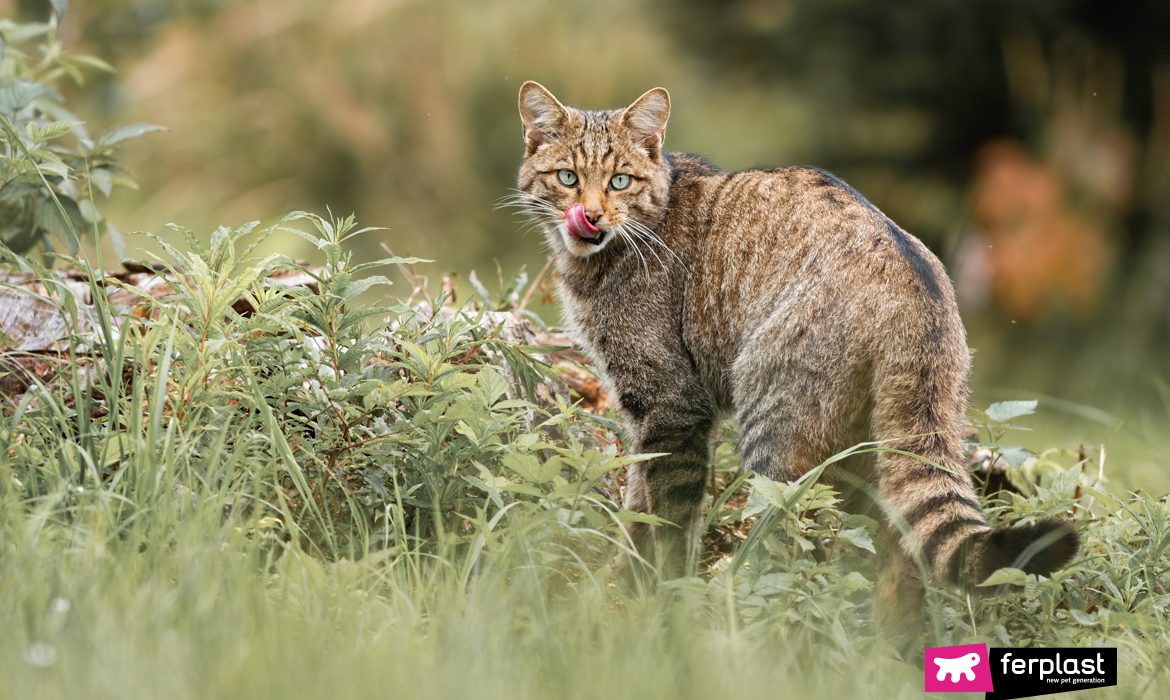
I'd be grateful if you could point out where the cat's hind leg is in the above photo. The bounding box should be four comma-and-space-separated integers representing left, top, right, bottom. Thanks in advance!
730, 309, 871, 483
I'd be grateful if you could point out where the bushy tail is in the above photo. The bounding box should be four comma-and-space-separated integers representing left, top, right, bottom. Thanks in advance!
875, 430, 1079, 588
872, 341, 1079, 587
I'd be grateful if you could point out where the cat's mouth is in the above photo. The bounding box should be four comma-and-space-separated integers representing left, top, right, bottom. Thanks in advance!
572, 230, 608, 246
565, 203, 605, 243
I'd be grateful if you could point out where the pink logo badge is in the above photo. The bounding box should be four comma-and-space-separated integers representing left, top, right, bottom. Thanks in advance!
924, 643, 995, 693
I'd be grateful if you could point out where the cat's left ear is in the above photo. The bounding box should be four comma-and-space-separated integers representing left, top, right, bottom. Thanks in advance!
621, 87, 670, 155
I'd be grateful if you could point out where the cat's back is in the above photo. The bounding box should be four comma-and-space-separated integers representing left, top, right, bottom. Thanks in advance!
672, 159, 960, 382
675, 162, 942, 293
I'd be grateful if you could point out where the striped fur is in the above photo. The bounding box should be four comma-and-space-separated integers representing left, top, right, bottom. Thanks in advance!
512, 82, 1078, 596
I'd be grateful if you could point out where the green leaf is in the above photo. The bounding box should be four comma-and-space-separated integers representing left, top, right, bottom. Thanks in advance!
35, 160, 69, 179
98, 433, 132, 468
78, 198, 100, 224
0, 81, 48, 116
95, 123, 166, 148
976, 567, 1034, 587
282, 225, 325, 248
337, 307, 388, 334
985, 400, 1038, 423
476, 367, 509, 406
345, 275, 394, 298
50, 0, 69, 23
350, 256, 430, 273
26, 120, 75, 143
840, 571, 873, 594
793, 534, 815, 552
89, 167, 113, 197
997, 445, 1033, 469
1, 23, 51, 45
491, 399, 530, 411
329, 270, 351, 297
337, 224, 388, 243
498, 482, 543, 498
34, 197, 80, 254
838, 527, 876, 553
742, 474, 789, 517
68, 54, 116, 74
501, 452, 560, 484
614, 510, 668, 526
754, 572, 796, 595
440, 372, 479, 391
323, 242, 341, 267
453, 421, 479, 444
468, 270, 491, 304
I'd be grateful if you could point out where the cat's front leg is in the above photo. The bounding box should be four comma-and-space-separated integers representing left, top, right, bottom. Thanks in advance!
619, 398, 715, 579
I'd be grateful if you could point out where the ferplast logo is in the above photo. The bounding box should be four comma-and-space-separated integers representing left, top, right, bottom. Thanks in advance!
924, 643, 995, 693
986, 647, 1117, 700
924, 644, 1118, 698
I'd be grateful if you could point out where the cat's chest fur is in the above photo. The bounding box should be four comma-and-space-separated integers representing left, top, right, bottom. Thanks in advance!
553, 208, 738, 415
557, 252, 686, 384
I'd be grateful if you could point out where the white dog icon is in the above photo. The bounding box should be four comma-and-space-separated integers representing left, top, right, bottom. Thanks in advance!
933, 652, 981, 683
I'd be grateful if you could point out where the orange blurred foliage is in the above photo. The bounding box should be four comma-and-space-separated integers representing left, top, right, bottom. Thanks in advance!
965, 141, 1112, 319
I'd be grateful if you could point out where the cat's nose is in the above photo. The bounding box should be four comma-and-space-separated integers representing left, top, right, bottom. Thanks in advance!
584, 209, 603, 225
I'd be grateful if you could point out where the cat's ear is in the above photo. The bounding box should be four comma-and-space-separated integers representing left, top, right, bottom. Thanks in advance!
621, 87, 670, 154
518, 81, 568, 151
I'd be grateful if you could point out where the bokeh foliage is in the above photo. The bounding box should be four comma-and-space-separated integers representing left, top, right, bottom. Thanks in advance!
41, 0, 1168, 306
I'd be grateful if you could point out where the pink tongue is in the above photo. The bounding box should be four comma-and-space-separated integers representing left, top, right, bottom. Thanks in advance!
565, 203, 600, 240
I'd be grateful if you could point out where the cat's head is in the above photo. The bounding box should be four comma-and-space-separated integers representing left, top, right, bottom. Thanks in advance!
514, 81, 672, 258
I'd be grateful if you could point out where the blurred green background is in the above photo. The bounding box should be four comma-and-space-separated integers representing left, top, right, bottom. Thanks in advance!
6, 0, 1168, 487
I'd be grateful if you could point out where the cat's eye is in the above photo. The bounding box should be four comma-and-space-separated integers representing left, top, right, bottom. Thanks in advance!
610, 173, 631, 190
556, 169, 578, 187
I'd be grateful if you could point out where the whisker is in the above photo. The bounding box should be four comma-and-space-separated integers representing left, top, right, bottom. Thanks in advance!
496, 190, 566, 241
616, 225, 650, 279
494, 189, 563, 216
495, 200, 560, 218
625, 219, 689, 273
623, 225, 669, 272
522, 216, 563, 236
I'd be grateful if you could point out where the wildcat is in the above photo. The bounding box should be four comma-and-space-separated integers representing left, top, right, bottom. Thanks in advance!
509, 81, 1077, 627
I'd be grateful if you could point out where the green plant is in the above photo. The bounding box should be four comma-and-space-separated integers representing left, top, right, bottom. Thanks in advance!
0, 9, 161, 259
3, 210, 646, 572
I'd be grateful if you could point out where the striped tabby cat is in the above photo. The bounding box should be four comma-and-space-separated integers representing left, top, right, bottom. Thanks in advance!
509, 81, 1077, 628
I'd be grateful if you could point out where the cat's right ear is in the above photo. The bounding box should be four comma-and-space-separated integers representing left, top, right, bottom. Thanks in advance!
518, 81, 568, 153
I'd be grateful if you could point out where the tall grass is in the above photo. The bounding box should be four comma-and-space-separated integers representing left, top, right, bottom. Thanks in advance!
1, 214, 1168, 700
